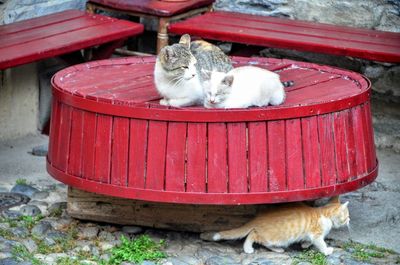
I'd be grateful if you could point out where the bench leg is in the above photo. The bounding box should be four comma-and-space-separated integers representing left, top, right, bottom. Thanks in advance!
86, 2, 96, 14
157, 17, 170, 54
92, 39, 127, 60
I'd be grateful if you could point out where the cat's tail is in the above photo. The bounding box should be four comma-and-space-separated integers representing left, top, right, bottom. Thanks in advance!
282, 80, 294, 87
200, 224, 253, 241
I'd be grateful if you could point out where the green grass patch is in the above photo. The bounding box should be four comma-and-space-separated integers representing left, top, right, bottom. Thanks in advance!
11, 245, 41, 265
15, 178, 28, 185
292, 250, 327, 265
107, 235, 166, 264
342, 241, 397, 262
20, 215, 44, 230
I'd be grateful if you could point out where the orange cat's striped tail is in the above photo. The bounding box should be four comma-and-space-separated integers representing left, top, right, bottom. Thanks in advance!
201, 223, 253, 241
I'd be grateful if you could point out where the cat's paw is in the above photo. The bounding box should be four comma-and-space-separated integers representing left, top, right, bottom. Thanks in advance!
200, 232, 219, 241
159, 98, 169, 106
323, 247, 334, 256
269, 247, 285, 253
244, 245, 254, 254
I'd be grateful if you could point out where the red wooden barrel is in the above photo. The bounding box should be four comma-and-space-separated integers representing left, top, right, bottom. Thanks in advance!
47, 56, 377, 205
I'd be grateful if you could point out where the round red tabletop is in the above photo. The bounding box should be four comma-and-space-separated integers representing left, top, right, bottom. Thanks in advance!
48, 56, 377, 205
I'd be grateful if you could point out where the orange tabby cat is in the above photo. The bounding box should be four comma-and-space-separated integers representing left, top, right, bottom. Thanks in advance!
200, 197, 349, 255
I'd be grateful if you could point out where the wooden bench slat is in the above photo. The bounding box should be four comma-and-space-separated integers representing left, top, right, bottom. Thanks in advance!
0, 10, 84, 35
189, 13, 399, 47
169, 11, 400, 62
212, 12, 400, 40
0, 13, 143, 69
0, 15, 113, 49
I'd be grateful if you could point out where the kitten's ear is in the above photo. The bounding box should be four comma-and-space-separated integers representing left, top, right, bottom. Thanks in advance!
341, 201, 349, 208
222, 75, 234, 86
201, 69, 212, 80
179, 34, 191, 49
163, 47, 175, 62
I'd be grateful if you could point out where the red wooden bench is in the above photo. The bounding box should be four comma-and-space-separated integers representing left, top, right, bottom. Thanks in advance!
168, 11, 400, 63
0, 9, 144, 70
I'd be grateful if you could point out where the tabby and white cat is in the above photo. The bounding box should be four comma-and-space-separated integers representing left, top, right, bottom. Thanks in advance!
154, 34, 233, 107
203, 66, 291, 109
200, 197, 349, 255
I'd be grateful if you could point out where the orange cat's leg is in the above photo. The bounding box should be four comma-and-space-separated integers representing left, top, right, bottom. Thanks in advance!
243, 231, 257, 254
266, 246, 285, 253
312, 236, 333, 255
301, 241, 312, 249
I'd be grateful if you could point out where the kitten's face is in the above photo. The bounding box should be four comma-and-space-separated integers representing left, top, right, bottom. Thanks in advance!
331, 202, 350, 228
158, 38, 197, 81
204, 71, 233, 106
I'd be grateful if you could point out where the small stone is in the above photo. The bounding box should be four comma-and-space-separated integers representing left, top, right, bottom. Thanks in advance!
98, 230, 115, 241
166, 258, 190, 265
99, 242, 114, 251
176, 255, 201, 265
0, 253, 12, 259
1, 210, 22, 220
31, 221, 52, 237
81, 245, 91, 252
31, 191, 49, 200
20, 205, 41, 217
28, 200, 48, 207
22, 238, 38, 253
248, 258, 274, 265
0, 258, 19, 265
31, 144, 48, 156
142, 261, 157, 265
0, 188, 8, 193
0, 223, 10, 230
122, 225, 142, 234
11, 184, 39, 198
43, 237, 56, 246
205, 256, 240, 265
79, 226, 99, 239
46, 231, 66, 242
10, 227, 29, 238
295, 262, 312, 265
48, 202, 67, 213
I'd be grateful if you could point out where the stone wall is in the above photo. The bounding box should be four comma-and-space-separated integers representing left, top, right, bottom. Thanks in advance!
215, 0, 400, 102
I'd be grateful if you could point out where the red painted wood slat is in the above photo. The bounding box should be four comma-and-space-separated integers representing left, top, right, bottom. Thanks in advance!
48, 99, 61, 164
333, 112, 351, 183
186, 123, 207, 192
94, 114, 113, 183
318, 114, 337, 186
169, 11, 400, 62
302, 117, 321, 188
128, 119, 148, 189
344, 110, 357, 179
55, 104, 72, 172
207, 123, 228, 193
268, 121, 286, 191
227, 123, 248, 193
352, 106, 368, 177
68, 109, 84, 177
165, 122, 187, 192
285, 119, 304, 190
145, 121, 168, 190
81, 112, 97, 180
111, 117, 129, 186
248, 122, 268, 192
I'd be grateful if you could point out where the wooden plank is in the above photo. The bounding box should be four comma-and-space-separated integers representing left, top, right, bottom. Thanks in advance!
128, 119, 148, 189
186, 123, 207, 193
165, 122, 187, 192
301, 117, 321, 188
227, 123, 248, 193
68, 109, 84, 177
318, 114, 337, 186
285, 119, 304, 190
169, 12, 400, 62
352, 106, 367, 177
94, 114, 113, 183
333, 112, 351, 183
343, 110, 357, 179
267, 121, 286, 191
0, 10, 84, 35
207, 123, 228, 193
145, 121, 168, 190
48, 99, 61, 164
55, 104, 72, 172
82, 112, 97, 180
0, 19, 143, 70
248, 122, 268, 192
68, 186, 269, 233
0, 16, 111, 49
363, 103, 377, 171
111, 117, 129, 186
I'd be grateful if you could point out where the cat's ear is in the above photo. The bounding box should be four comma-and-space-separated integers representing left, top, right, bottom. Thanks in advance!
222, 75, 234, 86
163, 47, 175, 62
201, 69, 212, 80
341, 201, 349, 208
179, 34, 191, 49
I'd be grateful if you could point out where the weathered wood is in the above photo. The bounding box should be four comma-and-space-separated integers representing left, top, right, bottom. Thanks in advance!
67, 187, 269, 232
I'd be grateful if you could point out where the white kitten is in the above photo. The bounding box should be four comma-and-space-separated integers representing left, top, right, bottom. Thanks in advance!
203, 66, 287, 109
